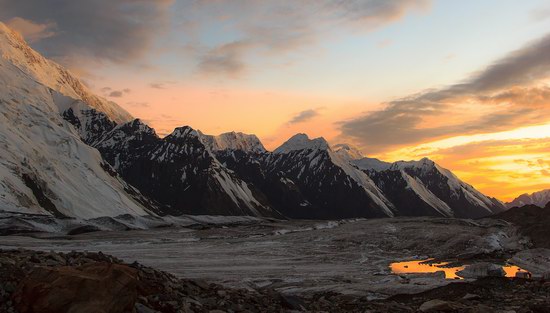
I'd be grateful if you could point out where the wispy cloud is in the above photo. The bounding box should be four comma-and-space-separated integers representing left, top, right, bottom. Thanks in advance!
5, 17, 55, 42
184, 0, 430, 76
197, 41, 250, 77
287, 108, 321, 125
340, 33, 550, 152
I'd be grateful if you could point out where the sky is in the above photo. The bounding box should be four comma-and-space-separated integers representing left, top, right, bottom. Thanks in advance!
1, 0, 550, 201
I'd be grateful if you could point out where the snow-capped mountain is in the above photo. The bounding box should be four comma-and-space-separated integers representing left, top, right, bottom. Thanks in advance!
212, 134, 395, 219
332, 144, 364, 162
360, 157, 505, 218
0, 22, 153, 218
506, 189, 550, 209
198, 131, 266, 154
93, 120, 277, 217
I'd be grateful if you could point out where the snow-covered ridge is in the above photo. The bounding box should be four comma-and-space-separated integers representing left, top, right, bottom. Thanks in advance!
198, 131, 266, 153
274, 133, 329, 154
506, 189, 550, 208
0, 22, 132, 124
353, 157, 392, 171
0, 28, 151, 218
332, 144, 364, 161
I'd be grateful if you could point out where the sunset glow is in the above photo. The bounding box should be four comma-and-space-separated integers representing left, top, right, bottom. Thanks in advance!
5, 0, 550, 202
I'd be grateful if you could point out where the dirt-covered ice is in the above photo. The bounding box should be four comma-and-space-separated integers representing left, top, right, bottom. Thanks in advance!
0, 217, 529, 297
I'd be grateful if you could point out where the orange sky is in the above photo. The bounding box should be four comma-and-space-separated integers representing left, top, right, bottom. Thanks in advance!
10, 0, 549, 203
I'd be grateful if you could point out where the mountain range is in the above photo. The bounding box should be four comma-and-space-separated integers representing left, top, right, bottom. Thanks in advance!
506, 189, 550, 209
0, 22, 507, 222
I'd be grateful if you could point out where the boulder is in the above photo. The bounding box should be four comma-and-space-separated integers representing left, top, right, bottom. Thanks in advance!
511, 249, 550, 275
456, 263, 505, 279
12, 262, 138, 313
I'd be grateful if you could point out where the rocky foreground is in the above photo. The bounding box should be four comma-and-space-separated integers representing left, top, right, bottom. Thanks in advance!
1, 249, 549, 313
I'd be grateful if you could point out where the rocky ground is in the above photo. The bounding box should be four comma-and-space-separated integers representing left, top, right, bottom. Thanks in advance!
493, 203, 550, 249
1, 249, 550, 313
0, 217, 529, 296
1, 215, 549, 312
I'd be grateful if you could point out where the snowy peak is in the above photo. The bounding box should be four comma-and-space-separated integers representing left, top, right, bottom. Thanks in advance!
391, 157, 436, 171
353, 157, 392, 172
333, 144, 363, 161
166, 126, 199, 140
0, 22, 132, 124
506, 189, 550, 209
199, 131, 266, 154
274, 133, 329, 154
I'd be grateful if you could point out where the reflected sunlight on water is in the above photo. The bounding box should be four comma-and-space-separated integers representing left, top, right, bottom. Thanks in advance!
390, 259, 465, 279
390, 259, 529, 280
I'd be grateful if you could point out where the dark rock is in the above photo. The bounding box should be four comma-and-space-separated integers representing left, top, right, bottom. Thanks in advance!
12, 262, 138, 313
280, 294, 306, 311
67, 224, 101, 235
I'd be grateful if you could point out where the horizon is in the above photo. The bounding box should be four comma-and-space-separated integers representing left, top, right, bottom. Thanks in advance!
2, 0, 550, 201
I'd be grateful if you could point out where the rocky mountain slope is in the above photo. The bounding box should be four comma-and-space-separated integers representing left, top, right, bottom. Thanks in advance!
493, 202, 550, 249
0, 22, 153, 219
346, 153, 505, 218
93, 120, 277, 217
506, 189, 550, 209
309, 144, 505, 218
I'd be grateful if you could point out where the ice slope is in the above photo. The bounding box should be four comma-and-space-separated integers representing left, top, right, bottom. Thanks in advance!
0, 23, 150, 218
0, 22, 132, 124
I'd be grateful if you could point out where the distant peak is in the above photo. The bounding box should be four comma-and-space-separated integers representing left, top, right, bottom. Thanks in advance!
333, 143, 363, 160
167, 126, 197, 138
198, 130, 266, 153
392, 157, 435, 170
274, 133, 329, 154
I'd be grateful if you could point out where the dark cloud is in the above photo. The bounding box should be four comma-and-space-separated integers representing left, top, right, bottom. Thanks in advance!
288, 109, 321, 125
340, 33, 550, 152
0, 0, 173, 65
101, 87, 112, 92
108, 90, 124, 98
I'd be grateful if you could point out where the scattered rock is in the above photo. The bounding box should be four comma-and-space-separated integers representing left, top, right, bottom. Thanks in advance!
12, 262, 138, 313
280, 294, 306, 311
457, 262, 505, 278
418, 299, 455, 312
462, 293, 481, 300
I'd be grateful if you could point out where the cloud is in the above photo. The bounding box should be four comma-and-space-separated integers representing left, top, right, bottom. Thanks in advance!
108, 90, 123, 98
0, 0, 173, 65
127, 101, 150, 108
340, 33, 550, 152
5, 17, 55, 42
288, 108, 321, 125
197, 41, 250, 77
184, 0, 430, 76
149, 81, 176, 89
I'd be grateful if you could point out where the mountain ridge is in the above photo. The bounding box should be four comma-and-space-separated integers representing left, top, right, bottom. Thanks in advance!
0, 21, 506, 222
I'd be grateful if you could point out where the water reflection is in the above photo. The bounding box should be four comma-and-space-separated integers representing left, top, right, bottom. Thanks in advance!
390, 259, 529, 280
390, 259, 464, 279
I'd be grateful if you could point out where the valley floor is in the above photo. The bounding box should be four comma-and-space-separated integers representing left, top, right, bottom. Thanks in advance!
0, 217, 536, 297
